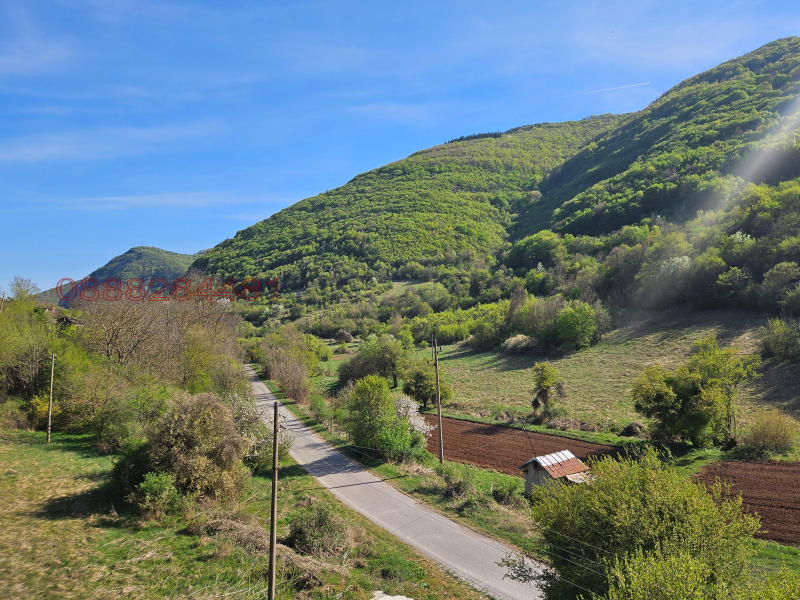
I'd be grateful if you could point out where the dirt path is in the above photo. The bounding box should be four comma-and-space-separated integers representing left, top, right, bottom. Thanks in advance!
424, 415, 616, 475
695, 461, 800, 546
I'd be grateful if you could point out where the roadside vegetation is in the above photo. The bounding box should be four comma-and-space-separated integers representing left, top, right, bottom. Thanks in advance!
0, 429, 486, 600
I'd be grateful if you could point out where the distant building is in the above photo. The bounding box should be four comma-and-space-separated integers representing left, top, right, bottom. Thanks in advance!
519, 450, 589, 494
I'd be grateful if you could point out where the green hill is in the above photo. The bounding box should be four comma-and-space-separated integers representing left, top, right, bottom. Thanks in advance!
37, 247, 196, 305
86, 246, 196, 283
191, 116, 624, 288
193, 37, 800, 314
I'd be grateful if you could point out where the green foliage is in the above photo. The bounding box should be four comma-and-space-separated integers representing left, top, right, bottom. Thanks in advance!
402, 358, 453, 410
192, 116, 623, 291
86, 246, 196, 285
285, 501, 351, 558
506, 448, 760, 600
760, 317, 800, 359
531, 362, 564, 415
632, 336, 760, 446
554, 300, 597, 349
338, 334, 409, 388
741, 411, 799, 453
135, 471, 181, 518
147, 393, 249, 499
340, 375, 413, 459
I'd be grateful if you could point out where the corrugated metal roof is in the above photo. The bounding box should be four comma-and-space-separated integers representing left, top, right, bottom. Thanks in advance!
519, 450, 587, 479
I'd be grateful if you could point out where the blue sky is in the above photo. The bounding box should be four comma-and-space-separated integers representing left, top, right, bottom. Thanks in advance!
1, 0, 799, 293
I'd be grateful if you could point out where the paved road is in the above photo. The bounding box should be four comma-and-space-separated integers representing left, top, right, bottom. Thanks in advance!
247, 367, 543, 600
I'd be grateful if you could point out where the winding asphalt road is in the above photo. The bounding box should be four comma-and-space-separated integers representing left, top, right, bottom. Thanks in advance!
247, 367, 542, 600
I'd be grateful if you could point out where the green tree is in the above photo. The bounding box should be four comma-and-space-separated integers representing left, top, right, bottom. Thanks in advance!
502, 448, 759, 600
402, 358, 453, 410
531, 362, 564, 415
554, 301, 596, 349
632, 336, 760, 446
338, 334, 408, 388
341, 375, 412, 458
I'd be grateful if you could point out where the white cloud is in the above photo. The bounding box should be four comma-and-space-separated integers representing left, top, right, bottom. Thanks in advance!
0, 122, 224, 163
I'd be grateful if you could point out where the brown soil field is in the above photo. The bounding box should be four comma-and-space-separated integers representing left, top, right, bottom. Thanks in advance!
424, 415, 616, 476
695, 461, 800, 546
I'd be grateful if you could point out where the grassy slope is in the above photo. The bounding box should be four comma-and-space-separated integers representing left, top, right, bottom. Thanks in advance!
0, 430, 487, 600
433, 309, 800, 430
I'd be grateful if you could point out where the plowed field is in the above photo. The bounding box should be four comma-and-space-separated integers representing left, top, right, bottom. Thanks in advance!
695, 461, 800, 546
423, 415, 616, 476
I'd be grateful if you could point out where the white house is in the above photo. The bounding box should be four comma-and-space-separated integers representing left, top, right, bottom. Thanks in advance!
519, 450, 589, 494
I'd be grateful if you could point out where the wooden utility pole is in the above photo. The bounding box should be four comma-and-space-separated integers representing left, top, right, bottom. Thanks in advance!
46, 354, 55, 444
432, 333, 444, 465
0, 292, 5, 312
268, 401, 279, 600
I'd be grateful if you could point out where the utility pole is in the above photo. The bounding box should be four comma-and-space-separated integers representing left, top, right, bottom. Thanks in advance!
268, 401, 279, 600
0, 292, 5, 312
432, 333, 444, 465
46, 354, 55, 444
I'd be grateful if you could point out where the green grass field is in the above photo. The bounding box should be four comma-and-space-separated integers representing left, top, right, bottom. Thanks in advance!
428, 309, 800, 431
0, 429, 487, 600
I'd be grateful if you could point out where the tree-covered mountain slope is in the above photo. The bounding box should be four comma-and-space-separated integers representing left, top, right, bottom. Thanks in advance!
533, 36, 800, 235
193, 37, 800, 297
191, 116, 623, 288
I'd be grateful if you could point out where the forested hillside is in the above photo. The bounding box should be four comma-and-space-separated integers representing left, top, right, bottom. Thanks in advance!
191, 116, 623, 288
193, 37, 800, 315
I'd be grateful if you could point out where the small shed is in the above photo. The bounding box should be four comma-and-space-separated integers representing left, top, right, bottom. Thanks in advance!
519, 450, 588, 494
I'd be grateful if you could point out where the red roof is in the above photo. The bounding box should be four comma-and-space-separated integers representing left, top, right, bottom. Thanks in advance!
520, 450, 587, 479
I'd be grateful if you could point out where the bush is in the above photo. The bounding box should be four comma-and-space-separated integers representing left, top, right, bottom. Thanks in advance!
342, 376, 414, 459
436, 463, 476, 499
147, 393, 249, 499
504, 447, 760, 600
760, 317, 800, 359
491, 477, 525, 507
310, 395, 332, 427
285, 501, 351, 558
112, 436, 152, 498
135, 471, 180, 518
500, 334, 536, 354
0, 399, 29, 429
554, 300, 596, 349
742, 411, 798, 452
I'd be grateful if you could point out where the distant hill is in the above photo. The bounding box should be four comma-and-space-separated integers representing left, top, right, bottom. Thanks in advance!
87, 246, 196, 283
37, 246, 196, 305
191, 37, 800, 313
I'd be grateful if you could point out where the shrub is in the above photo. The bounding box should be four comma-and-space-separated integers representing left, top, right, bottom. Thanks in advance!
742, 411, 798, 452
310, 395, 332, 425
554, 301, 596, 349
500, 334, 536, 354
436, 463, 476, 499
342, 375, 413, 459
491, 477, 525, 507
112, 436, 152, 498
504, 447, 760, 600
148, 393, 249, 499
760, 317, 800, 359
285, 501, 351, 558
0, 399, 29, 429
135, 471, 180, 518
